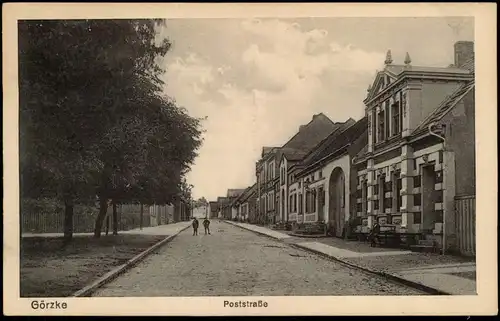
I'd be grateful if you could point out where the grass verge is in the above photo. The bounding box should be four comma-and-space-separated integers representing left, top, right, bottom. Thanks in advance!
21, 234, 166, 297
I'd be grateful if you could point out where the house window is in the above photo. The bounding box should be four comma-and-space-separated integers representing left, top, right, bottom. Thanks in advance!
289, 194, 297, 213
378, 109, 385, 142
305, 190, 317, 213
384, 197, 392, 210
363, 180, 368, 215
298, 194, 303, 214
397, 175, 402, 209
312, 190, 317, 213
413, 213, 422, 224
392, 100, 401, 136
413, 193, 422, 206
319, 170, 323, 179
380, 175, 388, 212
385, 101, 390, 139
289, 195, 294, 213
372, 112, 377, 144
268, 162, 275, 181
267, 192, 274, 211
392, 171, 400, 212
384, 180, 392, 193
413, 175, 421, 188
435, 210, 444, 223
305, 191, 311, 213
434, 190, 443, 203
435, 170, 443, 184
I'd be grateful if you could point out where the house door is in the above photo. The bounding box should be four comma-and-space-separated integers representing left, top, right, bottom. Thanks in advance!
329, 167, 346, 237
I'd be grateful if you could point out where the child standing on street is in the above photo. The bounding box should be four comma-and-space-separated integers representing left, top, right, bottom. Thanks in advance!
203, 218, 211, 235
192, 218, 199, 236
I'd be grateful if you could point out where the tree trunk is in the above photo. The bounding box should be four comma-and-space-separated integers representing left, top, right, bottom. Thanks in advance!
140, 203, 144, 230
94, 197, 108, 238
63, 200, 74, 244
112, 201, 118, 235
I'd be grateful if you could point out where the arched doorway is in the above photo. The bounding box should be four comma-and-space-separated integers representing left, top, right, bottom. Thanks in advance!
329, 167, 346, 237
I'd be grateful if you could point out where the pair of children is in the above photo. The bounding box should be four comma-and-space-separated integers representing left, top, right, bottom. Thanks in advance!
192, 217, 211, 235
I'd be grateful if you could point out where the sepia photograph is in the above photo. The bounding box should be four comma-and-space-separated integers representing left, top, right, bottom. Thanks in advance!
3, 3, 497, 316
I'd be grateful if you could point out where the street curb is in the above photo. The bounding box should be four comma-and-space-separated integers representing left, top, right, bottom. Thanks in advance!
289, 243, 450, 296
223, 220, 291, 241
224, 220, 450, 296
71, 224, 191, 297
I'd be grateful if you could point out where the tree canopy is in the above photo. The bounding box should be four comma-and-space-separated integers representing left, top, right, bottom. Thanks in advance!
19, 19, 203, 240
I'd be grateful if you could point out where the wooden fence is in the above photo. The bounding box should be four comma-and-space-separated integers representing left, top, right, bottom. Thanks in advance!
454, 195, 476, 257
21, 199, 152, 234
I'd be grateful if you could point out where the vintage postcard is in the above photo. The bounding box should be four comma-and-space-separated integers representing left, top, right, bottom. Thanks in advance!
3, 2, 497, 316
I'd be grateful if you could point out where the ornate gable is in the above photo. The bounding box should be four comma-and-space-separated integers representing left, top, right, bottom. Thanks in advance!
366, 71, 398, 101
365, 50, 412, 104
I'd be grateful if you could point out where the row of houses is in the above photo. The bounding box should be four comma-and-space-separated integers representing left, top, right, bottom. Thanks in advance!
212, 41, 476, 256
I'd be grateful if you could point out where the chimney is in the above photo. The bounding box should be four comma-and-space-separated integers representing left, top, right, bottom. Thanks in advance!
454, 41, 474, 68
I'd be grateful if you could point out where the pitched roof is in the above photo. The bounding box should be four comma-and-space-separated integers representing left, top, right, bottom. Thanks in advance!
300, 117, 368, 172
412, 51, 475, 136
262, 146, 278, 156
299, 118, 357, 164
226, 189, 246, 198
279, 147, 309, 161
235, 183, 257, 204
281, 113, 337, 151
353, 144, 369, 163
412, 79, 475, 136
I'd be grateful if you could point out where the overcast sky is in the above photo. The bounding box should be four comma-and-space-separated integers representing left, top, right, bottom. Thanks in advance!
157, 17, 474, 201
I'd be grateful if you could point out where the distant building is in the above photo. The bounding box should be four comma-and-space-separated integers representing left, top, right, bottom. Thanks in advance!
209, 201, 218, 218
221, 189, 245, 220
230, 184, 257, 222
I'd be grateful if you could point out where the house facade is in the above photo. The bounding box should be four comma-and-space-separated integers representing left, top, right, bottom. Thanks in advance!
237, 184, 257, 223
256, 147, 279, 224
254, 113, 341, 225
216, 197, 229, 219
225, 188, 246, 220
351, 41, 474, 253
288, 118, 367, 238
278, 117, 355, 225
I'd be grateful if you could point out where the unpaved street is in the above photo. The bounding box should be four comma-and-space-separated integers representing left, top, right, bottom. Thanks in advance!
92, 221, 423, 296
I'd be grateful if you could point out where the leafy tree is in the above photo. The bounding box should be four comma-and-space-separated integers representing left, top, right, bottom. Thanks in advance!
19, 19, 203, 241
